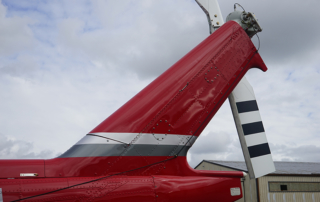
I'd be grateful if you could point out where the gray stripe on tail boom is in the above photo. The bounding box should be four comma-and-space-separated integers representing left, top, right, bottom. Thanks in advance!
59, 144, 190, 158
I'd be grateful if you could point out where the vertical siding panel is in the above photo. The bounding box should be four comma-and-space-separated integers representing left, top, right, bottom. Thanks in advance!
209, 163, 213, 170
305, 193, 312, 202
204, 162, 209, 170
285, 193, 293, 202
260, 176, 269, 202
296, 192, 303, 202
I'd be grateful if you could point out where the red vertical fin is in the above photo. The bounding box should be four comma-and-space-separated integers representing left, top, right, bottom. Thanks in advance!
45, 21, 268, 177
90, 21, 267, 137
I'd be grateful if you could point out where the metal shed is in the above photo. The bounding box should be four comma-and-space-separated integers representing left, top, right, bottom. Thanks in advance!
195, 160, 320, 202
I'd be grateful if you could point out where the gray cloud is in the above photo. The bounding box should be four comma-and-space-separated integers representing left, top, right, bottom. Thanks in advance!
54, 1, 209, 79
0, 3, 35, 56
0, 133, 58, 159
216, 0, 320, 67
270, 143, 320, 162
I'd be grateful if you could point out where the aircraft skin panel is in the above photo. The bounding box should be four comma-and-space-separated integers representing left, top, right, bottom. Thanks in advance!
0, 20, 267, 201
153, 176, 241, 201
90, 20, 266, 137
0, 158, 244, 201
0, 160, 45, 178
43, 157, 245, 177
0, 175, 242, 202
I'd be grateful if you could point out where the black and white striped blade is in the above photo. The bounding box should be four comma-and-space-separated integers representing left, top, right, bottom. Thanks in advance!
229, 77, 275, 178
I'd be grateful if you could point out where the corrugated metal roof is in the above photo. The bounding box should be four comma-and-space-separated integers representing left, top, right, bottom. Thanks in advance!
203, 160, 320, 175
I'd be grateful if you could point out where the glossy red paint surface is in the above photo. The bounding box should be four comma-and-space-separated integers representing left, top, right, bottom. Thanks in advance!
1, 176, 155, 201
0, 21, 267, 201
0, 160, 45, 178
44, 156, 244, 178
1, 175, 242, 201
91, 21, 266, 137
0, 157, 244, 201
154, 176, 242, 202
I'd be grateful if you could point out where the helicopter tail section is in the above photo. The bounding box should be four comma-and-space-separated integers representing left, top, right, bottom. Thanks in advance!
48, 20, 267, 178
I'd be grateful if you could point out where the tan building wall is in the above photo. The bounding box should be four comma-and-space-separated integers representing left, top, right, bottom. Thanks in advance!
258, 175, 320, 202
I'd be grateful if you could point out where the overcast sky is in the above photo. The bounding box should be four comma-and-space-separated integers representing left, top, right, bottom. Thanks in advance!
1, 0, 320, 168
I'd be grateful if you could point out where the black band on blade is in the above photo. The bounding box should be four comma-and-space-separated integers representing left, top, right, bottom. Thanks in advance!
236, 100, 259, 113
248, 143, 271, 158
242, 121, 265, 135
